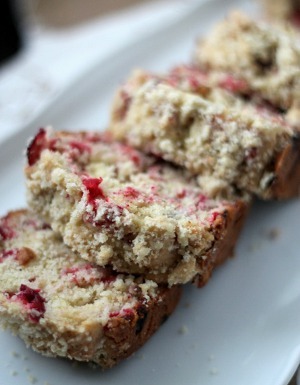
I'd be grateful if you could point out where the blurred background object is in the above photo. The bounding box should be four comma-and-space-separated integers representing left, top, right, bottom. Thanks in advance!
0, 0, 191, 142
27, 0, 151, 28
0, 0, 23, 63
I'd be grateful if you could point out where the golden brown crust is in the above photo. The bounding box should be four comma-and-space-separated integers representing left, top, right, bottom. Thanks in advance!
193, 200, 248, 287
268, 132, 300, 198
102, 285, 181, 368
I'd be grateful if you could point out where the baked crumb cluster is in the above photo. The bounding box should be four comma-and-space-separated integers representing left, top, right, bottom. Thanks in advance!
195, 12, 300, 124
0, 210, 178, 367
26, 129, 245, 285
110, 66, 296, 199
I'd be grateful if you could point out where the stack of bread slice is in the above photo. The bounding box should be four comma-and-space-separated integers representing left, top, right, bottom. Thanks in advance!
0, 11, 299, 369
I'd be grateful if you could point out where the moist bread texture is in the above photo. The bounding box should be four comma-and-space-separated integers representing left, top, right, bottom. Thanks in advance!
25, 129, 247, 286
0, 209, 181, 368
110, 68, 300, 199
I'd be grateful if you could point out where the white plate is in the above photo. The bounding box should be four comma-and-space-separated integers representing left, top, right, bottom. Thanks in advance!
1, 1, 300, 384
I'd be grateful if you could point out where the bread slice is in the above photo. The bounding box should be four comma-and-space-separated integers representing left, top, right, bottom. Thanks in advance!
25, 129, 247, 286
109, 68, 300, 199
194, 12, 300, 123
0, 209, 181, 368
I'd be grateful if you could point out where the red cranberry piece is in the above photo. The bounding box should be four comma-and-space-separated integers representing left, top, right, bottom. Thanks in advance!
109, 311, 120, 317
176, 189, 187, 199
69, 140, 91, 154
122, 308, 135, 321
27, 128, 47, 166
121, 187, 140, 199
188, 75, 202, 90
63, 264, 96, 287
15, 284, 46, 323
196, 194, 207, 207
63, 264, 117, 287
85, 132, 109, 143
0, 219, 15, 241
82, 177, 107, 206
0, 249, 17, 263
169, 66, 208, 91
119, 144, 141, 166
185, 70, 208, 92
105, 204, 124, 223
109, 308, 134, 319
219, 75, 248, 93
0, 226, 15, 241
209, 211, 220, 223
122, 308, 134, 315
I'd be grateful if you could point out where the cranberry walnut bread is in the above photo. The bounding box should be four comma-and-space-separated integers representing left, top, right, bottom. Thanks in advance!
0, 209, 181, 368
109, 66, 300, 199
194, 12, 300, 125
25, 129, 247, 286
